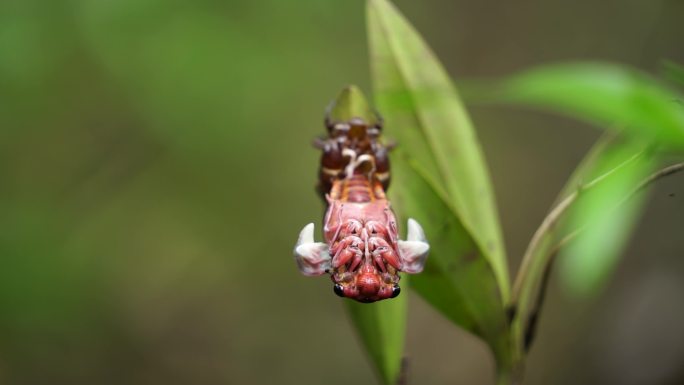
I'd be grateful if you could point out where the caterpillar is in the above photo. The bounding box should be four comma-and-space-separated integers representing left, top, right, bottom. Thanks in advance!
293, 86, 429, 303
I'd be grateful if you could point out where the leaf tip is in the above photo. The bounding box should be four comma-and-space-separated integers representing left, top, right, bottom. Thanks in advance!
328, 85, 378, 126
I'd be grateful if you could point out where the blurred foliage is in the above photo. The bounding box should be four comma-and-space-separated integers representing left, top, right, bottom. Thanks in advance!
476, 62, 684, 321
472, 61, 684, 377
557, 139, 657, 297
0, 0, 374, 383
481, 63, 684, 148
0, 0, 683, 384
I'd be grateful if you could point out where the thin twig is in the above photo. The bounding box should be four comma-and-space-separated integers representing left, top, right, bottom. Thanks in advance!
396, 357, 409, 385
523, 231, 577, 351
628, 162, 684, 197
522, 162, 684, 351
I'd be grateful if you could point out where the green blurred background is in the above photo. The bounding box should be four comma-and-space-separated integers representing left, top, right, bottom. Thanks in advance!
1, 0, 683, 384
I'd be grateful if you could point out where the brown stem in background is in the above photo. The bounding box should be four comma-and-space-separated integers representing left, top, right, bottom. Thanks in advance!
523, 231, 576, 352
396, 357, 409, 385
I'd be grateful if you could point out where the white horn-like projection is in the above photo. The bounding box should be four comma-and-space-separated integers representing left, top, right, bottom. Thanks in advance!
293, 223, 331, 276
398, 218, 430, 273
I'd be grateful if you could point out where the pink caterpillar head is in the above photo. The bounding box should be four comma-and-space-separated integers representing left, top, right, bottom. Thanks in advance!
333, 263, 400, 303
328, 221, 402, 303
294, 219, 429, 303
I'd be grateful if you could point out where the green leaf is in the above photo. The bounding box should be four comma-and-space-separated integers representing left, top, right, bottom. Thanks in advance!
488, 62, 684, 149
367, 0, 508, 300
366, 0, 512, 371
510, 135, 657, 352
392, 157, 511, 367
328, 85, 379, 126
557, 140, 657, 297
346, 290, 407, 385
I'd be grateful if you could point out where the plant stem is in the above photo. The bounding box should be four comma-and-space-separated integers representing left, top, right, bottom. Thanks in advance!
520, 161, 684, 351
495, 360, 525, 385
628, 161, 684, 195
511, 151, 643, 306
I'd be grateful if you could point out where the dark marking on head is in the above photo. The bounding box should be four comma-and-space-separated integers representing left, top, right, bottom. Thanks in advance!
391, 285, 401, 298
333, 283, 345, 297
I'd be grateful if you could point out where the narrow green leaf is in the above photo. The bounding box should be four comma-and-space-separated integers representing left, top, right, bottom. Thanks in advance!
367, 0, 512, 370
329, 85, 379, 126
511, 135, 657, 352
367, 0, 509, 299
557, 141, 657, 297
346, 294, 407, 385
554, 133, 624, 202
489, 62, 684, 149
392, 156, 511, 367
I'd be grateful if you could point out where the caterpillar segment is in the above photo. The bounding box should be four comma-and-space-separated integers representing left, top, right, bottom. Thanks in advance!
294, 86, 429, 303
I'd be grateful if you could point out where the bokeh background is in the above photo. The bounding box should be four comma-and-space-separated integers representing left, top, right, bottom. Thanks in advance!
1, 0, 683, 384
